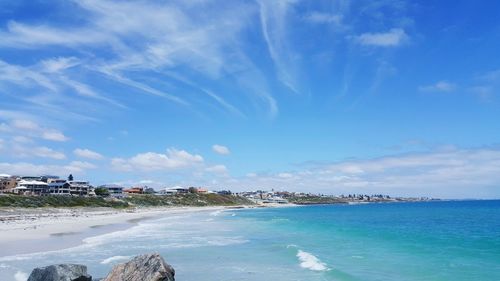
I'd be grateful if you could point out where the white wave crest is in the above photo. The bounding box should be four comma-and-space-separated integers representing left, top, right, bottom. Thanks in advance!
14, 271, 28, 281
100, 255, 131, 265
296, 250, 329, 271
210, 210, 223, 216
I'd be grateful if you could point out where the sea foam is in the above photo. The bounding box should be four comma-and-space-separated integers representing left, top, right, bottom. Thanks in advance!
14, 271, 28, 281
100, 255, 131, 264
296, 250, 329, 271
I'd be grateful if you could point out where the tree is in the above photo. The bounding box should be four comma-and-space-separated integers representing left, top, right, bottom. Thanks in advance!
95, 187, 110, 197
144, 187, 156, 194
68, 174, 74, 181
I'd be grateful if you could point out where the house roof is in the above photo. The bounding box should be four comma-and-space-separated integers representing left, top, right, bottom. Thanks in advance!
18, 180, 48, 186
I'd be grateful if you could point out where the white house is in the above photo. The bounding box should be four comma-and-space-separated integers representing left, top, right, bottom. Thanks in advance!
161, 188, 178, 195
14, 180, 48, 195
68, 181, 94, 196
48, 179, 71, 195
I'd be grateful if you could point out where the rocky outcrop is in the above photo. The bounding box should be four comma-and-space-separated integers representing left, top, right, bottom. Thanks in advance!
102, 253, 175, 281
27, 264, 91, 281
26, 253, 175, 281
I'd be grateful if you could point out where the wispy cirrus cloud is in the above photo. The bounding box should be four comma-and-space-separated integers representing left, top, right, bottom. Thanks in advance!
0, 0, 278, 118
419, 80, 456, 92
257, 0, 301, 94
467, 69, 500, 101
355, 28, 409, 47
303, 12, 343, 25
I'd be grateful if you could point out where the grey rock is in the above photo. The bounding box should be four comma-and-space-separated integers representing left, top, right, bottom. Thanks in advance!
27, 264, 91, 281
103, 253, 175, 281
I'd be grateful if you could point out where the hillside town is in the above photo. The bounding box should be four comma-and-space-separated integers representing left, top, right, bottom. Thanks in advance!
0, 173, 434, 205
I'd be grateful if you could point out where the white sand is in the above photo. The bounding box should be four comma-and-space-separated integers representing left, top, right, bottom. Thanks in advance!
0, 206, 228, 243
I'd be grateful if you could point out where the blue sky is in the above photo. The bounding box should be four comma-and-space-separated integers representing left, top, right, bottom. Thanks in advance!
1, 0, 500, 198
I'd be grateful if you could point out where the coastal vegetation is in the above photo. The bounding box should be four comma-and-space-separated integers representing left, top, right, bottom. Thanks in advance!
0, 194, 129, 208
124, 193, 255, 207
0, 193, 254, 208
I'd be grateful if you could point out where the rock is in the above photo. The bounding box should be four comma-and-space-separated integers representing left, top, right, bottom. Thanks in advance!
103, 253, 175, 281
27, 264, 91, 281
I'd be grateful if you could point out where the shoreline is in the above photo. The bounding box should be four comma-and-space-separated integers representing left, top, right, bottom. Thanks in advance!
0, 204, 295, 257
0, 206, 237, 257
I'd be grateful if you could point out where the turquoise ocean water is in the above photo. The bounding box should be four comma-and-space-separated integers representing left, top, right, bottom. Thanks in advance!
1, 200, 499, 281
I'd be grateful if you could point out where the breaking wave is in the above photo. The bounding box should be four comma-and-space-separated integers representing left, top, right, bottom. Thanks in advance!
296, 250, 329, 271
100, 255, 131, 265
14, 271, 28, 281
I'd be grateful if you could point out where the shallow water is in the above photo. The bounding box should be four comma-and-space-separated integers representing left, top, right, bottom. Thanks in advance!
1, 201, 499, 281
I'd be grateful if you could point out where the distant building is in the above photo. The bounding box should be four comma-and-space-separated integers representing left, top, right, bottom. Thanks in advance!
0, 175, 17, 193
68, 181, 93, 196
47, 179, 71, 195
21, 176, 42, 181
217, 190, 232, 195
40, 175, 60, 183
174, 187, 189, 194
123, 187, 144, 194
99, 184, 125, 198
262, 197, 289, 204
14, 180, 48, 195
161, 188, 179, 195
197, 188, 208, 194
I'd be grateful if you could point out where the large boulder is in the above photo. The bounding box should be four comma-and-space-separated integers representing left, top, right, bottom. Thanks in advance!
27, 264, 91, 281
103, 253, 175, 281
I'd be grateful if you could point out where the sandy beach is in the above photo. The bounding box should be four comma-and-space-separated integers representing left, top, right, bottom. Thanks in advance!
0, 206, 228, 255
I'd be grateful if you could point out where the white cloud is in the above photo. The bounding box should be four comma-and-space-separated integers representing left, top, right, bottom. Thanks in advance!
356, 28, 408, 47
304, 12, 342, 25
3, 136, 65, 160
467, 86, 494, 101
0, 161, 96, 175
419, 81, 456, 92
66, 161, 97, 172
74, 148, 104, 160
479, 69, 500, 82
11, 119, 39, 131
215, 147, 500, 199
12, 135, 33, 144
41, 130, 69, 142
277, 172, 293, 179
205, 164, 229, 176
4, 119, 69, 142
212, 144, 230, 155
111, 148, 204, 172
468, 69, 500, 101
31, 146, 66, 160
